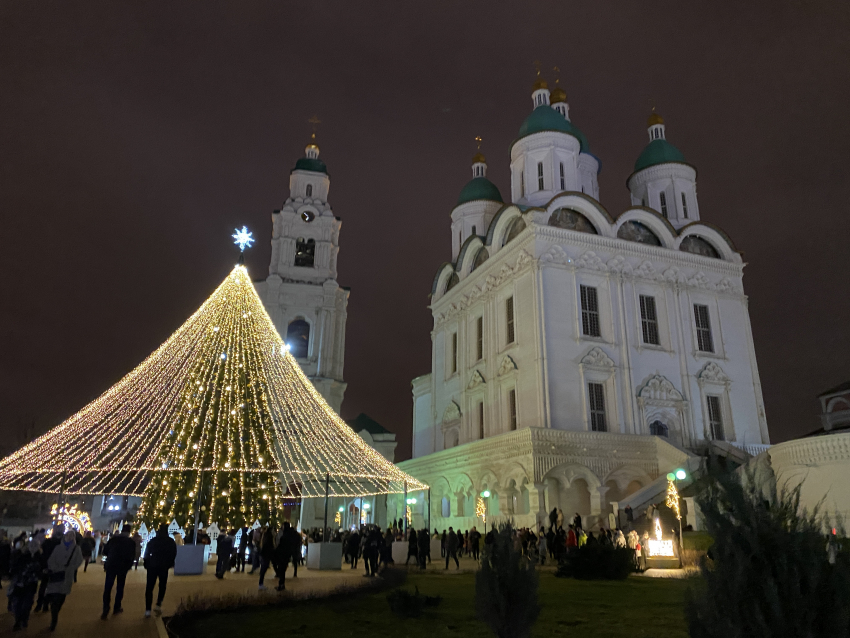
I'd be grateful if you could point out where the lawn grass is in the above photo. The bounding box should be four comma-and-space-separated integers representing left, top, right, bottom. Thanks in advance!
173, 571, 690, 638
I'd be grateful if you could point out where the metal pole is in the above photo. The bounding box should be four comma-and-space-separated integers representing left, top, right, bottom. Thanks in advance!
322, 473, 330, 543
193, 470, 204, 544
427, 489, 431, 535
677, 478, 683, 567
54, 469, 68, 528
403, 481, 408, 535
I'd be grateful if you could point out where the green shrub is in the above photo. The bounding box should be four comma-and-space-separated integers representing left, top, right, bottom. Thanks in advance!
386, 586, 441, 618
682, 531, 713, 552
475, 522, 540, 638
686, 466, 850, 637
555, 544, 635, 580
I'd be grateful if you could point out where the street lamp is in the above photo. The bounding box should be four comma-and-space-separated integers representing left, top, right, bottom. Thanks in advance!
479, 490, 491, 533
667, 469, 687, 565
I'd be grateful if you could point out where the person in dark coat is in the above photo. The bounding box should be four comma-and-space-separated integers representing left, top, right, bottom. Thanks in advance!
101, 528, 136, 619
417, 528, 429, 570
33, 526, 63, 613
215, 530, 234, 579
236, 526, 249, 572
143, 524, 177, 617
346, 529, 361, 569
8, 540, 41, 631
285, 524, 301, 578
79, 532, 95, 572
445, 527, 459, 570
257, 527, 275, 589
363, 527, 382, 577
405, 528, 418, 565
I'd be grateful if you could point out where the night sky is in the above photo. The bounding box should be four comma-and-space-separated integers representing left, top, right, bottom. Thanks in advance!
2, 1, 848, 461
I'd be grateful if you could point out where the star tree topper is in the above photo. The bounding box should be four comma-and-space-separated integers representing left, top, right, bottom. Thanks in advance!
232, 226, 254, 252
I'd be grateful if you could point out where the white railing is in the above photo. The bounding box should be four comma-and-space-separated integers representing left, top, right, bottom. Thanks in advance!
730, 442, 771, 457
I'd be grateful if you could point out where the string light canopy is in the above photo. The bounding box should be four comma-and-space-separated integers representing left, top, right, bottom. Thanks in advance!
0, 233, 426, 527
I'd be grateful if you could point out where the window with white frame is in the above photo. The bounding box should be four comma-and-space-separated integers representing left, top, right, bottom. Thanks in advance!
506, 296, 515, 344
441, 497, 450, 518
681, 192, 689, 218
478, 401, 485, 439
537, 162, 544, 190
639, 295, 660, 345
476, 316, 483, 360
306, 184, 312, 197
508, 389, 517, 430
694, 304, 714, 353
559, 163, 565, 190
660, 191, 668, 218
580, 285, 601, 337
588, 382, 607, 432
451, 332, 458, 374
706, 395, 725, 440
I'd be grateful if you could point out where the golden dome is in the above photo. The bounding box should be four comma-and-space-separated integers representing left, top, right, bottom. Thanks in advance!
533, 77, 549, 91
550, 85, 567, 104
472, 152, 486, 164
647, 111, 664, 127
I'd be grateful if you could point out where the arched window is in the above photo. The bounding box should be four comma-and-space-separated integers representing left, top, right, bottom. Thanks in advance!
446, 272, 460, 292
537, 162, 544, 190
617, 221, 662, 246
659, 192, 668, 218
681, 192, 689, 218
520, 171, 525, 197
548, 208, 598, 234
472, 225, 477, 236
472, 247, 489, 271
680, 235, 721, 259
559, 163, 566, 190
294, 238, 315, 267
441, 497, 450, 518
286, 319, 310, 358
649, 420, 669, 437
306, 184, 313, 197
503, 217, 526, 246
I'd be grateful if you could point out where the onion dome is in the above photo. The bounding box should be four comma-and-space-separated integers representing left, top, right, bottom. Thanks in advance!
633, 111, 690, 172
293, 133, 328, 174
516, 105, 590, 152
550, 85, 567, 104
533, 76, 549, 91
647, 111, 664, 127
458, 153, 502, 205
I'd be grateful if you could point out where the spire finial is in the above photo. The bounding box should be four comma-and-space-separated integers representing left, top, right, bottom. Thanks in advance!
306, 115, 321, 158
472, 136, 486, 177
475, 135, 482, 150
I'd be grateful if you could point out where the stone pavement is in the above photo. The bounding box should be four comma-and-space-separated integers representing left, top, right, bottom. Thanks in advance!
0, 560, 363, 637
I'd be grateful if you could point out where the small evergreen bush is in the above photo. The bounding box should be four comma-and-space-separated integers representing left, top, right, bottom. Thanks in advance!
686, 466, 850, 637
386, 586, 441, 618
475, 522, 540, 638
555, 544, 635, 580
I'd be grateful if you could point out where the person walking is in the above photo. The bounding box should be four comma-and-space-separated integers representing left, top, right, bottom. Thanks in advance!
272, 524, 291, 591
347, 528, 361, 569
44, 531, 83, 632
215, 530, 234, 579
236, 526, 249, 572
143, 524, 177, 618
417, 528, 429, 570
33, 526, 62, 614
92, 530, 102, 565
445, 527, 459, 570
363, 527, 381, 577
257, 527, 275, 590
405, 528, 418, 566
132, 530, 143, 570
80, 532, 95, 572
470, 527, 481, 561
101, 528, 136, 619
8, 540, 41, 631
249, 526, 262, 574
538, 528, 547, 565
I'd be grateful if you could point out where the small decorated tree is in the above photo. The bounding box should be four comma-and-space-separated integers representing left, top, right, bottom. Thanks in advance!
475, 522, 539, 638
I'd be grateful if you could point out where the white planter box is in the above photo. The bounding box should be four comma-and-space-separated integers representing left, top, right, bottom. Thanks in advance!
174, 545, 206, 575
306, 542, 342, 570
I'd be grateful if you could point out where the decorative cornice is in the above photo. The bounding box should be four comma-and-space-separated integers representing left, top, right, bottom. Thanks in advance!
697, 361, 730, 386
497, 355, 518, 376
467, 370, 486, 390
581, 346, 614, 368
637, 373, 685, 402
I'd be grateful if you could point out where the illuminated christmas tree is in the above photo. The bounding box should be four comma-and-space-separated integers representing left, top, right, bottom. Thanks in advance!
0, 228, 425, 529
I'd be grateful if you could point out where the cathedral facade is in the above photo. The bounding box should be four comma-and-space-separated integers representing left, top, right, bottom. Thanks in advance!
396, 78, 770, 531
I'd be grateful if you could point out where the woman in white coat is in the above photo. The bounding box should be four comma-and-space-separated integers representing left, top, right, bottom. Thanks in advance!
44, 530, 83, 632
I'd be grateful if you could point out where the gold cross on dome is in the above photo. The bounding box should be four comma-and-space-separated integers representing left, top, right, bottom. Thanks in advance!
307, 115, 321, 141
533, 60, 542, 76
475, 135, 482, 150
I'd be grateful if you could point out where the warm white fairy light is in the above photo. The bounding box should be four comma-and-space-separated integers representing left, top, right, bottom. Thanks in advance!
0, 264, 426, 528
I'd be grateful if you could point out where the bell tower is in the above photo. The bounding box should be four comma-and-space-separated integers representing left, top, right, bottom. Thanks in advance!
256, 121, 349, 413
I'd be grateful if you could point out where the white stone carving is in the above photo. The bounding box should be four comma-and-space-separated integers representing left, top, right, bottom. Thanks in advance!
443, 401, 461, 423
575, 251, 607, 271
606, 255, 633, 274
580, 346, 614, 368
635, 260, 658, 281
638, 374, 684, 402
497, 355, 518, 376
698, 362, 730, 385
540, 245, 570, 265
467, 370, 486, 389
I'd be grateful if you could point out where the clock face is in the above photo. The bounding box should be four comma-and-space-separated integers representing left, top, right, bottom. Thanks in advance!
301, 210, 315, 223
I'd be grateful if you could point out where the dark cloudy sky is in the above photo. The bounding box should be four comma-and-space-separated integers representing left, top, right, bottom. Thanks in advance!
2, 1, 848, 460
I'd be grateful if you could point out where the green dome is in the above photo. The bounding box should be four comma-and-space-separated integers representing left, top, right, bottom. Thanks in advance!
633, 139, 687, 172
457, 176, 503, 206
517, 105, 590, 152
293, 157, 328, 174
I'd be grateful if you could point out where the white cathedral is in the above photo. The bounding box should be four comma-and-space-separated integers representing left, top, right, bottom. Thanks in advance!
394, 77, 771, 531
